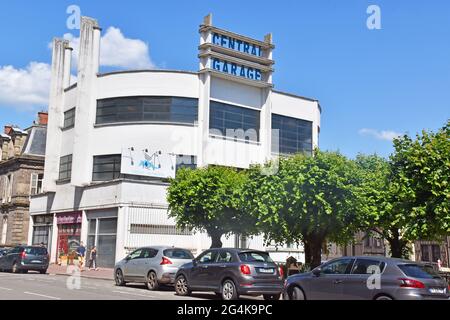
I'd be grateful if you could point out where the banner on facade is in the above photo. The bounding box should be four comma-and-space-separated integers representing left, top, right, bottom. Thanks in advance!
121, 148, 176, 179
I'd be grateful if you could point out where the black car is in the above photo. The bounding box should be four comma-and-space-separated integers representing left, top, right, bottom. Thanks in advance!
175, 248, 284, 300
0, 246, 49, 274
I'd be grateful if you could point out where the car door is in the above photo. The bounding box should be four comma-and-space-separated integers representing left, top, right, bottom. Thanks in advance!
122, 249, 143, 281
4, 247, 21, 269
139, 248, 159, 279
210, 250, 234, 290
308, 258, 355, 300
343, 258, 384, 300
190, 250, 218, 289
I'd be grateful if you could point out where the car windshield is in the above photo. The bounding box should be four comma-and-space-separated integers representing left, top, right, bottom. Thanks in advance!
24, 247, 48, 256
163, 249, 194, 259
239, 252, 273, 263
398, 264, 440, 279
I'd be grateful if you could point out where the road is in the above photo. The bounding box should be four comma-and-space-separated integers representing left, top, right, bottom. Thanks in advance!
0, 271, 262, 300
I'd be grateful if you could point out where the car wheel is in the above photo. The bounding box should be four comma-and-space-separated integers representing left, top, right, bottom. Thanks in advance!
175, 275, 191, 296
146, 271, 159, 291
291, 286, 306, 300
40, 270, 47, 275
263, 294, 281, 301
221, 280, 239, 301
115, 269, 126, 286
21, 270, 28, 274
12, 262, 19, 274
376, 295, 393, 300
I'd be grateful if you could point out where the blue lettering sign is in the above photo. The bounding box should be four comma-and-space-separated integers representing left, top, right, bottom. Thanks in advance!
212, 58, 221, 71
220, 35, 227, 47
231, 63, 237, 75
212, 33, 220, 45
236, 39, 243, 51
210, 58, 263, 82
243, 42, 250, 54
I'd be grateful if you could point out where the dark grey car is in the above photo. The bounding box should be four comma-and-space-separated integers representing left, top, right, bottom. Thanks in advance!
175, 248, 284, 300
283, 256, 450, 300
0, 246, 49, 274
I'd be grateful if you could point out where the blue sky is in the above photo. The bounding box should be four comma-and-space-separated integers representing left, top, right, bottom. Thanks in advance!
0, 0, 449, 158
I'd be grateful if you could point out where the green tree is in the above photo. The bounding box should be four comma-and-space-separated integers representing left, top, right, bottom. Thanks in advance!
357, 120, 450, 258
246, 150, 362, 268
167, 166, 256, 248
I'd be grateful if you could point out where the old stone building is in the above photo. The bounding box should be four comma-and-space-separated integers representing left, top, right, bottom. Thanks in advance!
0, 112, 47, 246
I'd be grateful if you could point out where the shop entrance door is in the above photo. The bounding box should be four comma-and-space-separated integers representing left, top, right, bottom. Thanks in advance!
87, 217, 117, 268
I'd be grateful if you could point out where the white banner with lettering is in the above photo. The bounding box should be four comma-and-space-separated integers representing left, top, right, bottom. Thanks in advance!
121, 148, 176, 179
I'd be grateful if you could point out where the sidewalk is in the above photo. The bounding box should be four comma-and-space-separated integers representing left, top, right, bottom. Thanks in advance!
47, 264, 114, 281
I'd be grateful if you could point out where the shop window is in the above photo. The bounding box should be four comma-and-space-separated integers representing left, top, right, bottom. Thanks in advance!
209, 101, 260, 142
96, 96, 198, 125
272, 114, 313, 155
59, 155, 73, 180
92, 155, 121, 181
63, 108, 76, 129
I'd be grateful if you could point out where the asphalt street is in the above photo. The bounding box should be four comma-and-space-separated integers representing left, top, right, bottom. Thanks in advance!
0, 271, 262, 300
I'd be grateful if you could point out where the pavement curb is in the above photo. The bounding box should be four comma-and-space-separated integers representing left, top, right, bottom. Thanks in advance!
50, 273, 113, 281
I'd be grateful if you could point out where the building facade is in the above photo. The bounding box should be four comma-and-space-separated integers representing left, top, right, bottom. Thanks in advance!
29, 15, 321, 267
0, 113, 47, 246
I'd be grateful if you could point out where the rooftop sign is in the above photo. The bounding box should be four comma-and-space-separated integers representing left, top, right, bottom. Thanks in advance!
198, 14, 274, 86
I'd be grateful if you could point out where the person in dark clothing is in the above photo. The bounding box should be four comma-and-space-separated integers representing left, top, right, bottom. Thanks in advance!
89, 246, 98, 271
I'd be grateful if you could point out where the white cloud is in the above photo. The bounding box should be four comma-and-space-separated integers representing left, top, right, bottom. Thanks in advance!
64, 26, 155, 70
359, 128, 403, 141
0, 62, 51, 109
1, 26, 154, 110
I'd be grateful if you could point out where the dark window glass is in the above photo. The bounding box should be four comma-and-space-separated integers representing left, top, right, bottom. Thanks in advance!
63, 108, 76, 128
321, 258, 354, 275
98, 218, 117, 234
59, 155, 73, 180
96, 96, 198, 125
142, 248, 159, 259
197, 251, 218, 264
24, 247, 48, 256
351, 259, 383, 274
421, 245, 430, 262
431, 245, 441, 263
163, 249, 194, 260
398, 264, 439, 279
216, 251, 234, 263
129, 249, 142, 260
92, 155, 121, 181
176, 155, 197, 172
272, 114, 313, 155
238, 252, 274, 263
209, 101, 260, 142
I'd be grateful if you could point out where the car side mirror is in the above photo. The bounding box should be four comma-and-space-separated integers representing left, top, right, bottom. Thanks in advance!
125, 255, 131, 261
192, 259, 198, 266
312, 267, 321, 277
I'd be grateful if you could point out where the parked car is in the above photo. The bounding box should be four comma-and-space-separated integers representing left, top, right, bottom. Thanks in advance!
114, 246, 194, 290
0, 248, 9, 257
0, 245, 49, 274
283, 256, 450, 300
174, 248, 284, 300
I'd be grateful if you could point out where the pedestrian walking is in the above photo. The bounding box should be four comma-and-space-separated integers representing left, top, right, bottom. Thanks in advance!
89, 246, 99, 271
76, 242, 86, 271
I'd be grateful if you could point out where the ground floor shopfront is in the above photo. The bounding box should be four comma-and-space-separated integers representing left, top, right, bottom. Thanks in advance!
29, 180, 305, 268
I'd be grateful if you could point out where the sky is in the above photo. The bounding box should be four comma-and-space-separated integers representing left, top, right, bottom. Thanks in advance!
0, 0, 449, 158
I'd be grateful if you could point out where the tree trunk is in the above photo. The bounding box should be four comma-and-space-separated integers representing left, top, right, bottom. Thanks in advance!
304, 234, 324, 269
388, 229, 408, 258
208, 229, 223, 248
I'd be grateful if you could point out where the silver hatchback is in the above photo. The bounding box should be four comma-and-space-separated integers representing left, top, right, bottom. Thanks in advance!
114, 246, 194, 290
283, 256, 450, 300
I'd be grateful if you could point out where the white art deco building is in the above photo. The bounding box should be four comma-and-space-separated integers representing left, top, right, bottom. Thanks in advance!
29, 15, 321, 267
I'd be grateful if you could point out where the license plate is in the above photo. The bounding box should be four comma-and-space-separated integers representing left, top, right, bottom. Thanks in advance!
31, 260, 42, 264
429, 288, 446, 294
259, 268, 274, 274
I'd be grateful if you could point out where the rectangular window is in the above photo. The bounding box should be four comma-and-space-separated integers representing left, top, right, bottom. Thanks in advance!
63, 108, 76, 129
7, 174, 13, 202
30, 173, 44, 196
176, 155, 197, 172
421, 245, 430, 262
59, 155, 73, 181
96, 96, 198, 125
92, 155, 121, 181
431, 245, 441, 263
209, 101, 260, 142
129, 224, 192, 236
272, 114, 313, 155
